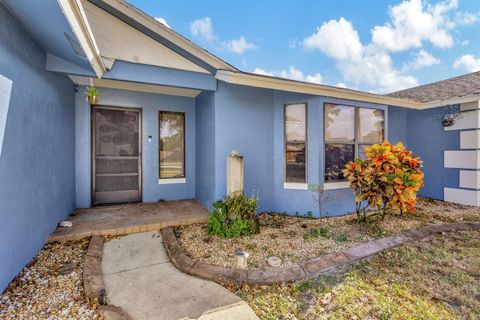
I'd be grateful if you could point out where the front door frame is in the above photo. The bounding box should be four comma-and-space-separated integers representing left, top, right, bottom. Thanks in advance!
91, 104, 143, 206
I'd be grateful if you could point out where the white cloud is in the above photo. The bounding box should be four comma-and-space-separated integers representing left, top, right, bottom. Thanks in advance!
403, 49, 440, 71
460, 40, 470, 46
371, 0, 457, 51
223, 36, 256, 54
303, 17, 418, 92
338, 45, 418, 93
335, 82, 348, 89
253, 66, 322, 84
455, 11, 480, 25
453, 54, 480, 72
155, 17, 170, 29
190, 18, 256, 54
190, 17, 215, 42
253, 68, 273, 76
303, 17, 362, 61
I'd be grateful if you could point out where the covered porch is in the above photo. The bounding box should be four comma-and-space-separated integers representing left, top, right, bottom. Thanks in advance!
48, 199, 208, 242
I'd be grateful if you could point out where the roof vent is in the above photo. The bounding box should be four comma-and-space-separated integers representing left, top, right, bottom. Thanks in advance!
64, 32, 86, 59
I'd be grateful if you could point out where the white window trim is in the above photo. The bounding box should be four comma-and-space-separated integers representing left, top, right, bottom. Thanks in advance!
159, 178, 186, 185
323, 181, 349, 190
284, 182, 308, 190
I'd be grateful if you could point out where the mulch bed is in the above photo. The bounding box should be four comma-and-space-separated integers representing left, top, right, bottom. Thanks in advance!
0, 239, 99, 319
176, 198, 480, 270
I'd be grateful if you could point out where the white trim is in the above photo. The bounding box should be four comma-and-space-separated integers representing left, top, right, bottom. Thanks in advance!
422, 96, 480, 109
216, 70, 423, 109
444, 187, 480, 206
57, 0, 105, 78
324, 181, 350, 190
460, 130, 480, 149
283, 182, 308, 190
159, 178, 186, 185
444, 150, 480, 169
68, 75, 201, 97
459, 170, 480, 189
460, 101, 480, 111
444, 110, 480, 131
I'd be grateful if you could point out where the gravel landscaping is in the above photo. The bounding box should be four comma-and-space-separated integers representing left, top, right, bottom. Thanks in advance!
226, 230, 480, 320
176, 198, 480, 269
0, 239, 99, 320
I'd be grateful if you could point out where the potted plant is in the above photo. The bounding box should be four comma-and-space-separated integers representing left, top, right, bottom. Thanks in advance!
85, 86, 101, 105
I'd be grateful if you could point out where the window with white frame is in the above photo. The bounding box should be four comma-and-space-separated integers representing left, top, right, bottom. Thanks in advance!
285, 103, 307, 183
324, 103, 384, 181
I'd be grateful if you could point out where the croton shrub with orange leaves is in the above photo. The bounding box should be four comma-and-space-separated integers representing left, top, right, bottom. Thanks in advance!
342, 141, 424, 217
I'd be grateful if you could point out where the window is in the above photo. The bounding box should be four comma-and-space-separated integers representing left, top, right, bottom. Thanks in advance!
285, 103, 307, 183
324, 103, 384, 181
159, 111, 185, 179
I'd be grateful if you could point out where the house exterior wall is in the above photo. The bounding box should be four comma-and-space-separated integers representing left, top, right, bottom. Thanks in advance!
387, 106, 409, 145
213, 82, 275, 212
0, 4, 75, 292
406, 107, 460, 200
75, 87, 196, 207
210, 82, 392, 216
195, 91, 216, 209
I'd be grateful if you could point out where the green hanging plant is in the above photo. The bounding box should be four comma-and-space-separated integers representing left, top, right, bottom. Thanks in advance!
85, 86, 101, 105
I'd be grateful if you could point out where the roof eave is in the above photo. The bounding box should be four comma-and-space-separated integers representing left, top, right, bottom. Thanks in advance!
216, 70, 424, 109
57, 0, 106, 78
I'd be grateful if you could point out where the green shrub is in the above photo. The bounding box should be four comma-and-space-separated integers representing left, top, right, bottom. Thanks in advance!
206, 194, 258, 238
303, 226, 330, 240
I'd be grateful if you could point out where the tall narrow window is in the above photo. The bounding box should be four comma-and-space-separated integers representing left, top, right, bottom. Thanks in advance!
159, 111, 185, 179
324, 103, 384, 181
285, 103, 307, 183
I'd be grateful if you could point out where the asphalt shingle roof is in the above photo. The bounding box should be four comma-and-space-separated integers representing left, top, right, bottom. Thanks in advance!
386, 71, 480, 103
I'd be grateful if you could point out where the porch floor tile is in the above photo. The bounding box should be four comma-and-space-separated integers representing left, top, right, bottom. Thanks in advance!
48, 199, 208, 242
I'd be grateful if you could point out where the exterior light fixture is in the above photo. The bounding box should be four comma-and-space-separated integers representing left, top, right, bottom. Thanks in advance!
235, 250, 249, 269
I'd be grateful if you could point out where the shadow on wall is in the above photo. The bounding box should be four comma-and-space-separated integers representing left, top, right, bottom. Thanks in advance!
0, 74, 12, 159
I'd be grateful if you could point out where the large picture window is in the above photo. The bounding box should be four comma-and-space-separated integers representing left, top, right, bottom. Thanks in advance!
285, 103, 307, 183
324, 103, 384, 181
159, 111, 185, 179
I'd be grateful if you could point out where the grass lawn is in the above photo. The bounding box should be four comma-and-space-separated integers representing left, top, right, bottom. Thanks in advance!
227, 230, 480, 320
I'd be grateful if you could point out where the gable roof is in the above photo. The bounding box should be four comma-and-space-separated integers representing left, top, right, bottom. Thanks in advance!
387, 71, 480, 103
82, 0, 210, 74
86, 0, 237, 73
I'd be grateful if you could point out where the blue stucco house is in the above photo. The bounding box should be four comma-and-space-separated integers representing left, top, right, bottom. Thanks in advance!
1, 0, 479, 291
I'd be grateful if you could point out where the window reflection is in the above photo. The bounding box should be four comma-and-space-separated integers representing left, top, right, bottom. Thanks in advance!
285, 104, 306, 183
325, 104, 355, 143
159, 112, 185, 179
324, 104, 384, 181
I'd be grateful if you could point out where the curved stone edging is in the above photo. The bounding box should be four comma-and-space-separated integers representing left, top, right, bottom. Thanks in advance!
161, 222, 480, 285
83, 236, 133, 320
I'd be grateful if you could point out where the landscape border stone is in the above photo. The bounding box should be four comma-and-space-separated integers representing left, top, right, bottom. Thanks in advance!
83, 236, 133, 320
161, 222, 480, 285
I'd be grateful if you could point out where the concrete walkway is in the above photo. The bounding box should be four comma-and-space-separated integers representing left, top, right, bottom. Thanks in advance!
101, 231, 258, 320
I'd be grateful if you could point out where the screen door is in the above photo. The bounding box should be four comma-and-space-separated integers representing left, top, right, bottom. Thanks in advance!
92, 106, 142, 205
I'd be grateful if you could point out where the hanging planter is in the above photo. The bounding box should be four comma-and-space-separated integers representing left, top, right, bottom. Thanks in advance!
433, 104, 462, 127
441, 115, 456, 127
85, 86, 101, 105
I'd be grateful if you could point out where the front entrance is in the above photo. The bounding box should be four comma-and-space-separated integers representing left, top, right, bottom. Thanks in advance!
92, 106, 142, 205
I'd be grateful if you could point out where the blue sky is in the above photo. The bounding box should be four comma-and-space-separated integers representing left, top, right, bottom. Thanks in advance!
129, 0, 480, 93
